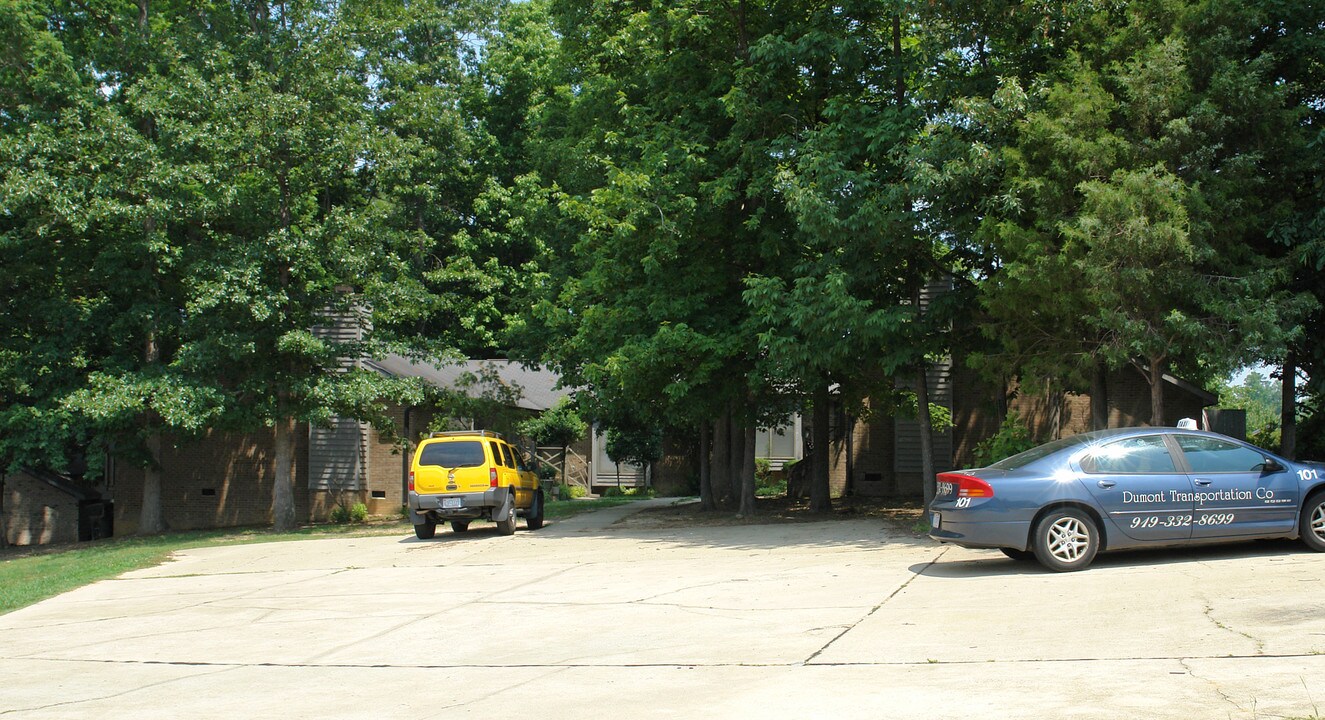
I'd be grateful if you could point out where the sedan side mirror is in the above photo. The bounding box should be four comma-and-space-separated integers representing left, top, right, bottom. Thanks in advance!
1260, 457, 1285, 473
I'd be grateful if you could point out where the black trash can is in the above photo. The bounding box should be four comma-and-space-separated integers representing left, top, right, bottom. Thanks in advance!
78, 499, 114, 541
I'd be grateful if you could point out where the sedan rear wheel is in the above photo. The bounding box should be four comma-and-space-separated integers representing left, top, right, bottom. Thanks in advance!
1033, 508, 1099, 572
1301, 493, 1325, 552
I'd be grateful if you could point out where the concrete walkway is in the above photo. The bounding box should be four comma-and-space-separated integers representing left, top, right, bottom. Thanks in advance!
1, 504, 1323, 719
549, 495, 690, 532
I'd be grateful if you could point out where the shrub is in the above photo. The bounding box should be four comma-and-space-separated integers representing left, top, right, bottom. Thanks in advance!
972, 411, 1037, 466
754, 458, 772, 484
754, 458, 786, 497
329, 502, 369, 524
550, 483, 589, 500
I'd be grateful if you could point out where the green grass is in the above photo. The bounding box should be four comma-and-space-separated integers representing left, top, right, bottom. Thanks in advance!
1, 538, 176, 615
0, 496, 652, 616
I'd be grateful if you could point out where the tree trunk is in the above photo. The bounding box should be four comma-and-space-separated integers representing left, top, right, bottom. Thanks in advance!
843, 413, 855, 497
728, 410, 744, 512
0, 476, 9, 549
1046, 380, 1065, 441
712, 412, 730, 507
892, 12, 904, 105
1091, 360, 1109, 431
1147, 357, 1166, 427
917, 365, 936, 511
810, 382, 832, 513
1281, 352, 1297, 459
138, 326, 167, 535
699, 422, 714, 511
272, 414, 298, 531
138, 431, 168, 535
738, 422, 756, 517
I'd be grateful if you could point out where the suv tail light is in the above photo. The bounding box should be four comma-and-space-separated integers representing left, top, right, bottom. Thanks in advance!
937, 472, 994, 498
490, 467, 498, 487
408, 471, 415, 493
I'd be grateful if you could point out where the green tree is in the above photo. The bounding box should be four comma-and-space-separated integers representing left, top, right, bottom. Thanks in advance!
0, 0, 228, 533
519, 397, 587, 486
1217, 371, 1285, 449
980, 0, 1308, 429
1, 0, 516, 533
738, 3, 928, 511
1255, 0, 1325, 458
512, 1, 791, 514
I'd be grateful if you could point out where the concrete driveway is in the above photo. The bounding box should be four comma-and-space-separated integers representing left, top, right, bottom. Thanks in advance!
2, 498, 1323, 719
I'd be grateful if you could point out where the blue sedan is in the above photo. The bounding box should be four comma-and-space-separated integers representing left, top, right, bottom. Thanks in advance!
929, 427, 1325, 571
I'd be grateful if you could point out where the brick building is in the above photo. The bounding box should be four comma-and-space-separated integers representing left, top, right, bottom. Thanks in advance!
833, 362, 1219, 499
2, 357, 584, 545
3, 353, 1224, 545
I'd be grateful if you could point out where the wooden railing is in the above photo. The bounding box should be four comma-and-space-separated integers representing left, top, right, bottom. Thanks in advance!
535, 446, 590, 488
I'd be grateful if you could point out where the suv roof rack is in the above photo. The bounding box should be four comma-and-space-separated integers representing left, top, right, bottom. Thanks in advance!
429, 430, 504, 440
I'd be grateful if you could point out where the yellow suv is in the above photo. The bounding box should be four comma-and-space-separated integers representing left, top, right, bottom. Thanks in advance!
407, 430, 543, 539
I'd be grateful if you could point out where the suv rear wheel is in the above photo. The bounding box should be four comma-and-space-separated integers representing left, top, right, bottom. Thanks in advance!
526, 490, 545, 530
496, 495, 518, 536
414, 518, 437, 540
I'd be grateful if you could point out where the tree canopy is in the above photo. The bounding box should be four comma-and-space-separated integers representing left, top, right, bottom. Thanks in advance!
2, 0, 1321, 525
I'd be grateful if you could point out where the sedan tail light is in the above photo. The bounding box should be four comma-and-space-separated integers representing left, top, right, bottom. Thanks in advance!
937, 472, 994, 498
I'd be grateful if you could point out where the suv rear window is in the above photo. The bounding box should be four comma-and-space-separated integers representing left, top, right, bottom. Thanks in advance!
419, 441, 486, 468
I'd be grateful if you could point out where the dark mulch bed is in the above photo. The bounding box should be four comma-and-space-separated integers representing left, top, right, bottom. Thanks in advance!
618, 495, 927, 535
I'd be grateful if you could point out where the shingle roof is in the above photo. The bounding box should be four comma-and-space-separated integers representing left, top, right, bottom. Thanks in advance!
364, 354, 572, 411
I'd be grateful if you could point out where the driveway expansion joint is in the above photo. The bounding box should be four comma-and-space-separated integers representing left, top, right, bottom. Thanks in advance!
801, 546, 949, 665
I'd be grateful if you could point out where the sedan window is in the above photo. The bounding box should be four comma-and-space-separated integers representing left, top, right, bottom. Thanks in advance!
990, 434, 1093, 470
1080, 436, 1177, 474
1175, 436, 1268, 473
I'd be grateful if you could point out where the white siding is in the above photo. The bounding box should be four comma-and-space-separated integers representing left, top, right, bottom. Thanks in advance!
894, 361, 955, 474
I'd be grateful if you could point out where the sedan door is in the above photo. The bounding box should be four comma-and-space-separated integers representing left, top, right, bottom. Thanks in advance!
1172, 434, 1299, 538
1078, 434, 1194, 542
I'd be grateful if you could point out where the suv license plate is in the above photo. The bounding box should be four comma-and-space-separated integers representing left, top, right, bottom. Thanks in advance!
442, 498, 462, 510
